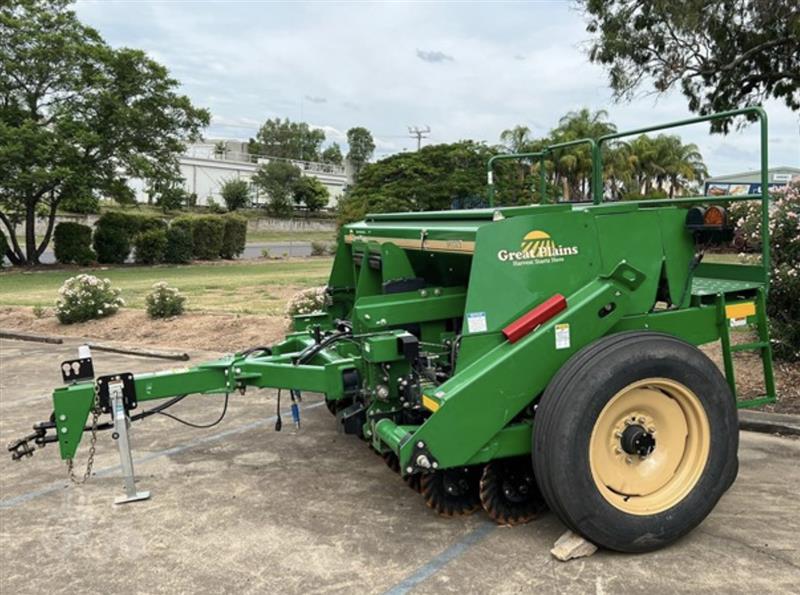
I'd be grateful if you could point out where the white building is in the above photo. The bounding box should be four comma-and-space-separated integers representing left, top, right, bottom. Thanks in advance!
132, 139, 350, 208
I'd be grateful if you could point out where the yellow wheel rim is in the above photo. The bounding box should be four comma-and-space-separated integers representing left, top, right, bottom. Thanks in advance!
589, 378, 710, 515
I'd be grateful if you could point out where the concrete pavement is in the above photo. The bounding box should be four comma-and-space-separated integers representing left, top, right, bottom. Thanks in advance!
1, 338, 798, 594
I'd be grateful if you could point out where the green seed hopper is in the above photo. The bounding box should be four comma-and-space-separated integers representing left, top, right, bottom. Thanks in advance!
10, 107, 776, 552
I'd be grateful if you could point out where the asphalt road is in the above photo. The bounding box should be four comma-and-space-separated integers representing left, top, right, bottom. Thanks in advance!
1, 337, 798, 594
36, 241, 313, 264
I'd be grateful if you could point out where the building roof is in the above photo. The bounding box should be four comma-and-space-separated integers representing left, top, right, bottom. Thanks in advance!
706, 166, 800, 184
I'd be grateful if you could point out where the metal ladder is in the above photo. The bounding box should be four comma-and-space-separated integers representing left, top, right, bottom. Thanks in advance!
717, 287, 777, 409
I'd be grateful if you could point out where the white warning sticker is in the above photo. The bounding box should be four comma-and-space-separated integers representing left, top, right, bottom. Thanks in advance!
466, 312, 488, 334
729, 317, 748, 328
555, 323, 571, 349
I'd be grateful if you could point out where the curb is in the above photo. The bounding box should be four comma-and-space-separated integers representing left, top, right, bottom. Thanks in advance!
0, 330, 63, 344
1, 331, 189, 361
739, 410, 800, 437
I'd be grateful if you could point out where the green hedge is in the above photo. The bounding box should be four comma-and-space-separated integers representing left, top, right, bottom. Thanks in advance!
134, 228, 168, 264
93, 211, 167, 263
220, 214, 247, 259
53, 222, 95, 265
92, 226, 130, 264
165, 224, 193, 264
172, 215, 225, 260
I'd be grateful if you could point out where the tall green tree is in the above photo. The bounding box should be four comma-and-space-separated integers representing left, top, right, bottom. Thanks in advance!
580, 0, 800, 130
293, 176, 329, 212
248, 118, 325, 161
346, 127, 375, 177
220, 178, 251, 211
252, 160, 301, 217
0, 0, 209, 265
321, 142, 343, 166
339, 141, 494, 224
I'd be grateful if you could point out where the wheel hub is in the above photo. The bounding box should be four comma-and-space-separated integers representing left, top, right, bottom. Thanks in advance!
589, 378, 711, 515
620, 424, 656, 457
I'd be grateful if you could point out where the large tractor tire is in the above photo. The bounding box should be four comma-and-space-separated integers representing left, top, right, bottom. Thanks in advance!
532, 331, 738, 553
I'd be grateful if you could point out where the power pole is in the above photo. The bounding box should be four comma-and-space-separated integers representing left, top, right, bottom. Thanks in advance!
408, 125, 430, 151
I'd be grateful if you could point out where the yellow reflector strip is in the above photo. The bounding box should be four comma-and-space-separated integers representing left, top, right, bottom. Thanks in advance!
422, 395, 440, 412
725, 302, 756, 319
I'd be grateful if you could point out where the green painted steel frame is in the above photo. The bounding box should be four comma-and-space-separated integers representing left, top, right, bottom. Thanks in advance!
391, 261, 647, 470
52, 337, 357, 460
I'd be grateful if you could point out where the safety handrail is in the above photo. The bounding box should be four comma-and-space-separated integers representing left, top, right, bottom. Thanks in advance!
592, 106, 770, 287
487, 151, 547, 207
486, 138, 597, 207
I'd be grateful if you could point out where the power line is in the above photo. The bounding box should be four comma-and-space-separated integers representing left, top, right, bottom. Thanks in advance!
408, 125, 431, 151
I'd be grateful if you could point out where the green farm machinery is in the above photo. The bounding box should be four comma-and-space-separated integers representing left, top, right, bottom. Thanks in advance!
9, 108, 777, 552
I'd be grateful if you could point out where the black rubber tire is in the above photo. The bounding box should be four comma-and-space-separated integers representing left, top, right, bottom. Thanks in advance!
532, 331, 739, 553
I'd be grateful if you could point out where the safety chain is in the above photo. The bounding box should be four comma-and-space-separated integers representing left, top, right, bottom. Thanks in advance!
65, 383, 101, 484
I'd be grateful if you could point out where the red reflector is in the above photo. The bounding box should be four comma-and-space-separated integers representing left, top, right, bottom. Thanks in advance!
502, 294, 567, 343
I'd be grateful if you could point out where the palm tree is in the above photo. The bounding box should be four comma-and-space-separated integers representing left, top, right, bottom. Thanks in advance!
551, 108, 617, 200
500, 125, 534, 154
665, 140, 708, 197
626, 135, 708, 198
628, 135, 660, 195
602, 141, 635, 200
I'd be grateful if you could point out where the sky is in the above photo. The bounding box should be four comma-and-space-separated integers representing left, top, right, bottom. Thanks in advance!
75, 0, 799, 177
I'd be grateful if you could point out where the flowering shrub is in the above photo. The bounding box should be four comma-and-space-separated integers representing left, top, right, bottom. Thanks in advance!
145, 282, 186, 319
55, 275, 124, 324
285, 286, 327, 318
730, 181, 800, 361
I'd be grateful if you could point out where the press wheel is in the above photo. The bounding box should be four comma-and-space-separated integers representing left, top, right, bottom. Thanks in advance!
383, 451, 400, 474
404, 472, 423, 493
420, 467, 482, 516
479, 458, 545, 526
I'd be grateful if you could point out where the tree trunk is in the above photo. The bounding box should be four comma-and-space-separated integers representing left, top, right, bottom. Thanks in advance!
25, 201, 39, 265
0, 212, 25, 265
36, 199, 59, 260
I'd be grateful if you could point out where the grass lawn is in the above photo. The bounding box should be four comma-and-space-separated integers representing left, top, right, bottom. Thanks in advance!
0, 259, 333, 315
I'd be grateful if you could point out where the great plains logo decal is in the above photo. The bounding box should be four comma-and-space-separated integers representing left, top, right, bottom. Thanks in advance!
497, 230, 579, 266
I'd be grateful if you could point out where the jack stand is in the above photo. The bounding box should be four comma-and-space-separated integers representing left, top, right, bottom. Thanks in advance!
109, 381, 150, 505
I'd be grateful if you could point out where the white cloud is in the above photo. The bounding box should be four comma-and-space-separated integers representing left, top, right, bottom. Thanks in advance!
75, 1, 800, 172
